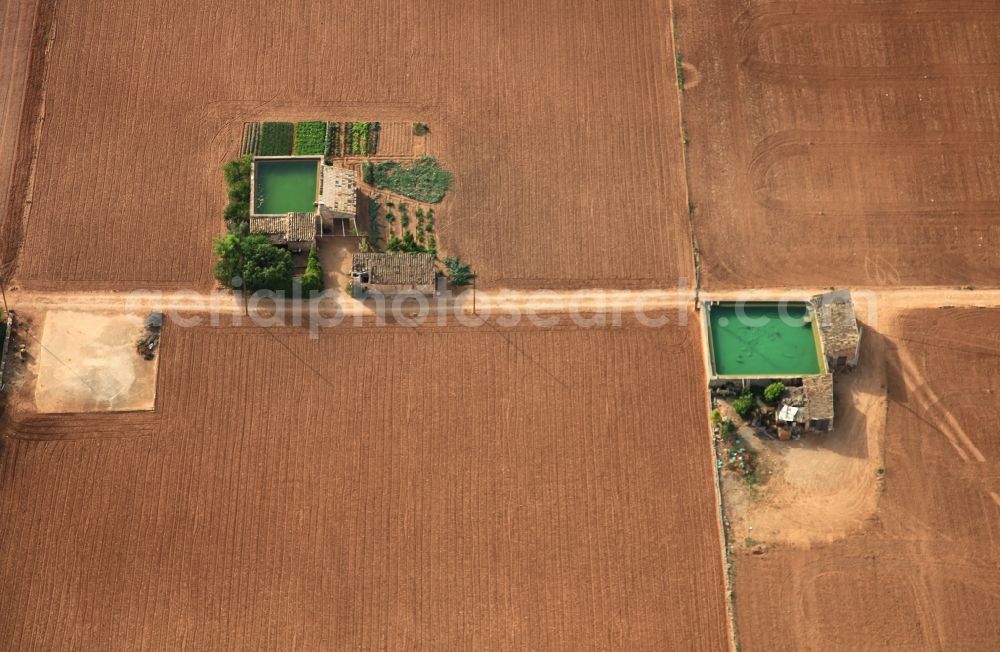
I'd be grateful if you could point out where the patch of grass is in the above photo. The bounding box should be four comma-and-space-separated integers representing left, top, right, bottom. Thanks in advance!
744, 537, 760, 548
675, 52, 685, 90
294, 121, 326, 155
369, 157, 452, 204
259, 122, 294, 156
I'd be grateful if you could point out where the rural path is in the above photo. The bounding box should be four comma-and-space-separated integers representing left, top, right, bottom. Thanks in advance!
5, 286, 1000, 323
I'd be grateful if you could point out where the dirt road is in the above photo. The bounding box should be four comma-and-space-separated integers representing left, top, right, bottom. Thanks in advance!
6, 286, 1000, 321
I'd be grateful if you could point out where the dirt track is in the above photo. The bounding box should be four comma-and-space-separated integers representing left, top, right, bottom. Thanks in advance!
677, 0, 1000, 288
0, 318, 729, 648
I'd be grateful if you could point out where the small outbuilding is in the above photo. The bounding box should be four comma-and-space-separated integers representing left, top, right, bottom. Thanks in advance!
249, 212, 318, 253
812, 289, 862, 370
319, 164, 359, 236
351, 252, 436, 295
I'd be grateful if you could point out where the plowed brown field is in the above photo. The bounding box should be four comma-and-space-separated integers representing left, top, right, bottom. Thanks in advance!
0, 0, 45, 277
0, 317, 729, 648
733, 308, 1000, 650
677, 0, 1000, 288
5, 0, 692, 290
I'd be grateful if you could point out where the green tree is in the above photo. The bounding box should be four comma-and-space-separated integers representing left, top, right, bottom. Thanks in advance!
763, 382, 786, 403
242, 235, 293, 293
224, 201, 250, 227
227, 179, 251, 201
300, 244, 325, 295
214, 233, 293, 293
444, 256, 475, 286
223, 155, 253, 186
212, 232, 245, 287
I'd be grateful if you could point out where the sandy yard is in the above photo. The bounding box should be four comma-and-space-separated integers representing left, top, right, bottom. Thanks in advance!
718, 326, 889, 547
32, 310, 158, 413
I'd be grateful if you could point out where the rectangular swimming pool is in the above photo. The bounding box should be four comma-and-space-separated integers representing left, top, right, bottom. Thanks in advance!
707, 302, 824, 377
253, 157, 319, 214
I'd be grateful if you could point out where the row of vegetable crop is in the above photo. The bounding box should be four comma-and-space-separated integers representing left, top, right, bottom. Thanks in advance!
250, 120, 382, 157
325, 122, 380, 157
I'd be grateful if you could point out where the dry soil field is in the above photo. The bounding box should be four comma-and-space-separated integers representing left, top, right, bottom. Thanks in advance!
733, 308, 1000, 650
0, 0, 43, 277
4, 0, 692, 290
0, 317, 729, 649
677, 0, 1000, 288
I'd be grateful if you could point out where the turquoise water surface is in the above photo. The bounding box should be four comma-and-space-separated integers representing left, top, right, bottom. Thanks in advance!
709, 303, 822, 376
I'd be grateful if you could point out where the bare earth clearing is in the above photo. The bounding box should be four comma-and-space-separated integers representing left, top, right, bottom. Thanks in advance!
0, 318, 729, 649
30, 310, 158, 413
720, 325, 888, 547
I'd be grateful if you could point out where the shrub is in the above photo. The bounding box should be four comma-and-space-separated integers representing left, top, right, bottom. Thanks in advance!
223, 154, 253, 186
367, 197, 381, 248
362, 161, 374, 185
294, 121, 326, 155
227, 179, 250, 201
732, 392, 756, 419
224, 201, 250, 228
386, 231, 426, 254
444, 256, 475, 286
300, 244, 325, 294
259, 122, 294, 155
710, 409, 722, 426
413, 123, 429, 136
213, 232, 293, 293
763, 382, 786, 404
369, 157, 452, 203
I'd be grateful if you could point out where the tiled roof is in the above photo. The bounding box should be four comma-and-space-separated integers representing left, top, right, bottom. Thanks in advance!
802, 373, 835, 421
249, 216, 288, 241
320, 165, 357, 215
352, 252, 435, 286
249, 213, 316, 244
812, 289, 861, 357
287, 212, 317, 243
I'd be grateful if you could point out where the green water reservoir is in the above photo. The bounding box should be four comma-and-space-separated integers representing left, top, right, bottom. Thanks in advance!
708, 303, 823, 377
254, 158, 318, 214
